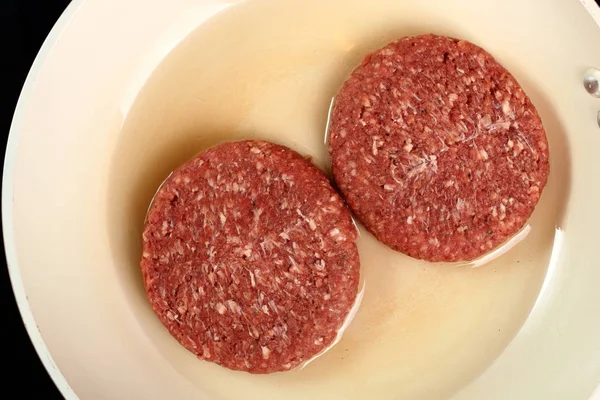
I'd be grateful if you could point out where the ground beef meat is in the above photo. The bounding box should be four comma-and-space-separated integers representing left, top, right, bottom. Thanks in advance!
328, 34, 550, 262
141, 140, 360, 373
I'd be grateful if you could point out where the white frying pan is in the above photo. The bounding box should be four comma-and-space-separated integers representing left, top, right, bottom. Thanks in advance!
4, 0, 600, 399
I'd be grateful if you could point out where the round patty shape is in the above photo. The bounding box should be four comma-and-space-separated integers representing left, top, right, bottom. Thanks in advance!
328, 34, 550, 262
141, 140, 360, 374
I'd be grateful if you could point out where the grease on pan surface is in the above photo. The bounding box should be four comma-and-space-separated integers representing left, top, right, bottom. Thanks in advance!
141, 140, 360, 374
328, 34, 550, 262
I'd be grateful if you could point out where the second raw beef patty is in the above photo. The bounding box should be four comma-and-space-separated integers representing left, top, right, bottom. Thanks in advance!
328, 34, 550, 262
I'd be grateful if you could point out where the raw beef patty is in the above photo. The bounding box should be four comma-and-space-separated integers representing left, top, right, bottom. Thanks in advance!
328, 34, 550, 262
141, 140, 360, 373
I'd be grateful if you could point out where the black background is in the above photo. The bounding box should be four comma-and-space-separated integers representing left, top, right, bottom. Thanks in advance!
3, 0, 600, 398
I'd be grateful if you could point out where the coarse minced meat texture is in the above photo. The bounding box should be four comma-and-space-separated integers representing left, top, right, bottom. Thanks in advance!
141, 140, 360, 374
328, 34, 550, 262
